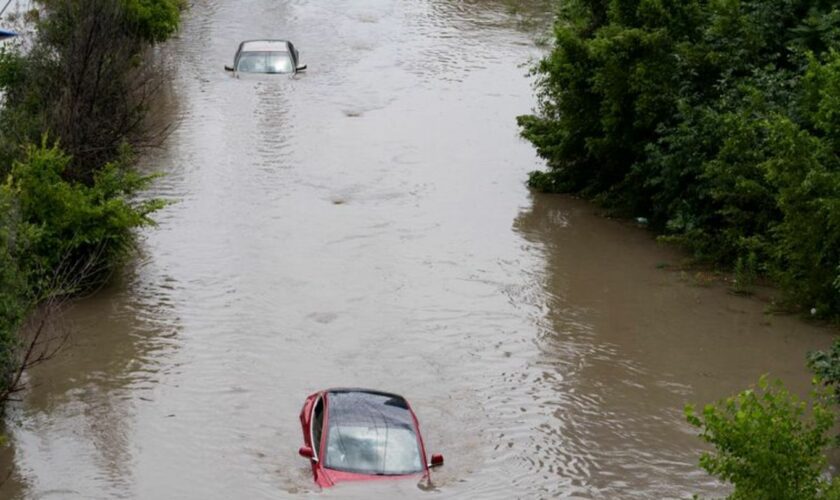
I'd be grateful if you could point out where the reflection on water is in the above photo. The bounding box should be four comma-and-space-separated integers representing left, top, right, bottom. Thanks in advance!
0, 262, 182, 499
1, 0, 834, 499
509, 194, 834, 497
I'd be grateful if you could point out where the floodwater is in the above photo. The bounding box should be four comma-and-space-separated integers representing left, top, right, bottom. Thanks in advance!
0, 0, 835, 498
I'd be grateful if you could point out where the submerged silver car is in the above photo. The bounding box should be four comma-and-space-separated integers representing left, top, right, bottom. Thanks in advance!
225, 40, 307, 75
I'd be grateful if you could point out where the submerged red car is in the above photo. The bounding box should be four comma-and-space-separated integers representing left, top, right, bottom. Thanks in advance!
298, 388, 444, 488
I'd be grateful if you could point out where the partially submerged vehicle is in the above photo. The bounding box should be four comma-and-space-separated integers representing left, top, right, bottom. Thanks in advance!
298, 389, 444, 488
224, 39, 306, 75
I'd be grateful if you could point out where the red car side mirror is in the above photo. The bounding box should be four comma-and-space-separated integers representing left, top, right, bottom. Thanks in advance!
429, 454, 444, 467
299, 446, 315, 459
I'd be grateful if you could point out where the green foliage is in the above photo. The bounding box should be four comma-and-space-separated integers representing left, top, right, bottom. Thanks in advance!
733, 251, 758, 294
527, 168, 567, 192
0, 47, 25, 90
808, 338, 840, 398
685, 376, 838, 499
0, 45, 41, 173
521, 0, 840, 317
4, 141, 163, 292
0, 140, 164, 401
0, 191, 29, 395
120, 0, 183, 43
37, 0, 183, 44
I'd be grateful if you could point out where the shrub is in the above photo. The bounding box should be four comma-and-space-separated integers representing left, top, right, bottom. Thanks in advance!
808, 338, 840, 399
4, 140, 164, 293
121, 0, 183, 43
38, 0, 183, 44
0, 191, 29, 396
520, 0, 840, 318
685, 376, 838, 499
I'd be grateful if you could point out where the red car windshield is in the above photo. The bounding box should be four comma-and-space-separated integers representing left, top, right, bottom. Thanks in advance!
324, 391, 424, 475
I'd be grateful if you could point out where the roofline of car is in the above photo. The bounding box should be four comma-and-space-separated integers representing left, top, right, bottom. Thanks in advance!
238, 39, 291, 48
323, 387, 408, 400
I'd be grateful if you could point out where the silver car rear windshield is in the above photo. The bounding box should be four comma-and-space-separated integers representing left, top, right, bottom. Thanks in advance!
236, 51, 293, 74
324, 391, 423, 476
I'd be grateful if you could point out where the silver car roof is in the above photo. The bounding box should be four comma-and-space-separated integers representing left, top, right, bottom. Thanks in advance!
240, 40, 290, 52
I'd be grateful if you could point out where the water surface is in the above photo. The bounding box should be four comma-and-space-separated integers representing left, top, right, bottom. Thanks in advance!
1, 1, 834, 498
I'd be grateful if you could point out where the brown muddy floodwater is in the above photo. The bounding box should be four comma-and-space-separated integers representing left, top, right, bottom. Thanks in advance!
0, 1, 836, 498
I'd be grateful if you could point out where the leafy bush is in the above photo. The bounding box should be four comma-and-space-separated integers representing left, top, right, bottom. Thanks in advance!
520, 0, 840, 318
0, 191, 29, 395
38, 0, 183, 44
4, 141, 164, 292
121, 0, 184, 43
685, 376, 838, 499
808, 338, 840, 399
0, 140, 164, 402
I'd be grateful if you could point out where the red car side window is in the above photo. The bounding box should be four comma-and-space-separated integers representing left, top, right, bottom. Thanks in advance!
312, 397, 324, 458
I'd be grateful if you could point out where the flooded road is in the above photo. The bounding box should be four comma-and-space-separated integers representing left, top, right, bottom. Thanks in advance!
1, 0, 835, 498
